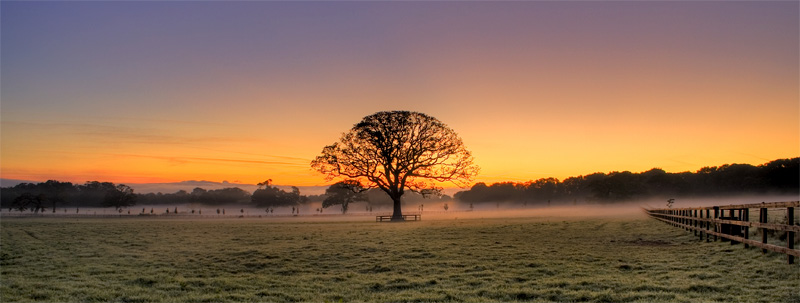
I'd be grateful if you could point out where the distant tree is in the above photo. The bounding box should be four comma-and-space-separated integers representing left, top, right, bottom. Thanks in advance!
761, 158, 800, 192
312, 111, 479, 221
11, 193, 47, 213
190, 187, 208, 203
103, 184, 137, 210
589, 171, 646, 201
78, 181, 118, 207
322, 180, 368, 214
197, 187, 250, 205
257, 179, 272, 190
525, 178, 560, 203
40, 180, 75, 212
251, 180, 304, 208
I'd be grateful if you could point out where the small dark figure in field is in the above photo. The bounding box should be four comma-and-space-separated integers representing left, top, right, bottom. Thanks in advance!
142, 208, 145, 214
174, 207, 178, 214
166, 209, 169, 214
292, 207, 296, 214
199, 209, 202, 214
443, 203, 449, 211
76, 208, 79, 214
470, 203, 474, 211
223, 209, 225, 215
150, 208, 153, 214
240, 209, 244, 214
667, 199, 675, 209
191, 210, 195, 214
217, 209, 220, 214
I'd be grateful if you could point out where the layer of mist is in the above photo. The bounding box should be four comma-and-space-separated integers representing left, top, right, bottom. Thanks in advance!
6, 194, 795, 223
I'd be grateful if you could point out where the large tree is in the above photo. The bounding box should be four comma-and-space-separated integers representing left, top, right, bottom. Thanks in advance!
312, 111, 479, 221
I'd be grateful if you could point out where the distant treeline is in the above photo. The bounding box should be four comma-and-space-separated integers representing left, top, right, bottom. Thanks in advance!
3, 158, 796, 212
0, 178, 450, 212
454, 158, 799, 205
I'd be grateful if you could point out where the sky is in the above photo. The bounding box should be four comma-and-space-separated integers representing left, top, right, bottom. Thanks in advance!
1, 1, 798, 194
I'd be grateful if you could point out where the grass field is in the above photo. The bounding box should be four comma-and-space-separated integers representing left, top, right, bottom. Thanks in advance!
1, 211, 798, 302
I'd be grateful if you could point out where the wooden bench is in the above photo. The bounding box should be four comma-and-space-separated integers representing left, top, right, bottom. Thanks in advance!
376, 214, 421, 222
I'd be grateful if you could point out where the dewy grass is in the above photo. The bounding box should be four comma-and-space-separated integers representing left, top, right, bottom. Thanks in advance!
1, 214, 798, 302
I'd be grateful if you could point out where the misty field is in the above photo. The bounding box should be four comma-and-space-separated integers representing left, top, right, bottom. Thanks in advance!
2, 213, 798, 303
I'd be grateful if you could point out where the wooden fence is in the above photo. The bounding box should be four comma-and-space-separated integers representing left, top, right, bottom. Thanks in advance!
645, 201, 799, 264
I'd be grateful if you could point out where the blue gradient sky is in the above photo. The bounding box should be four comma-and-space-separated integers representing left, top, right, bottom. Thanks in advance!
2, 1, 798, 190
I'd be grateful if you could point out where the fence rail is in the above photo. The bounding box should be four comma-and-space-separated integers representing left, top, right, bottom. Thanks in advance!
645, 201, 798, 264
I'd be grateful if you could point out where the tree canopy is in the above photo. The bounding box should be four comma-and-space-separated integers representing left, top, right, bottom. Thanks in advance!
103, 184, 137, 210
312, 111, 479, 220
251, 179, 305, 208
322, 180, 368, 214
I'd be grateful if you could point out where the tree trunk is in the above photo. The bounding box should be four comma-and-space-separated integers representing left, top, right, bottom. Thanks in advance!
390, 195, 404, 221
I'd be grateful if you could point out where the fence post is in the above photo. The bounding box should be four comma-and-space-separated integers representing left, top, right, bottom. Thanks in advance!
685, 210, 689, 231
681, 209, 685, 229
671, 209, 675, 227
760, 206, 768, 254
685, 209, 690, 230
681, 210, 684, 229
705, 208, 710, 242
693, 209, 698, 237
669, 209, 673, 226
673, 209, 677, 227
699, 209, 704, 240
713, 206, 719, 241
787, 207, 795, 264
743, 208, 749, 249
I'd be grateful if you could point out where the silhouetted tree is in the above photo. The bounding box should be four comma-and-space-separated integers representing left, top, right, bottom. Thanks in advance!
312, 111, 479, 221
78, 181, 118, 207
322, 180, 368, 214
40, 180, 74, 212
452, 158, 800, 204
103, 184, 137, 210
251, 180, 305, 208
11, 193, 47, 213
